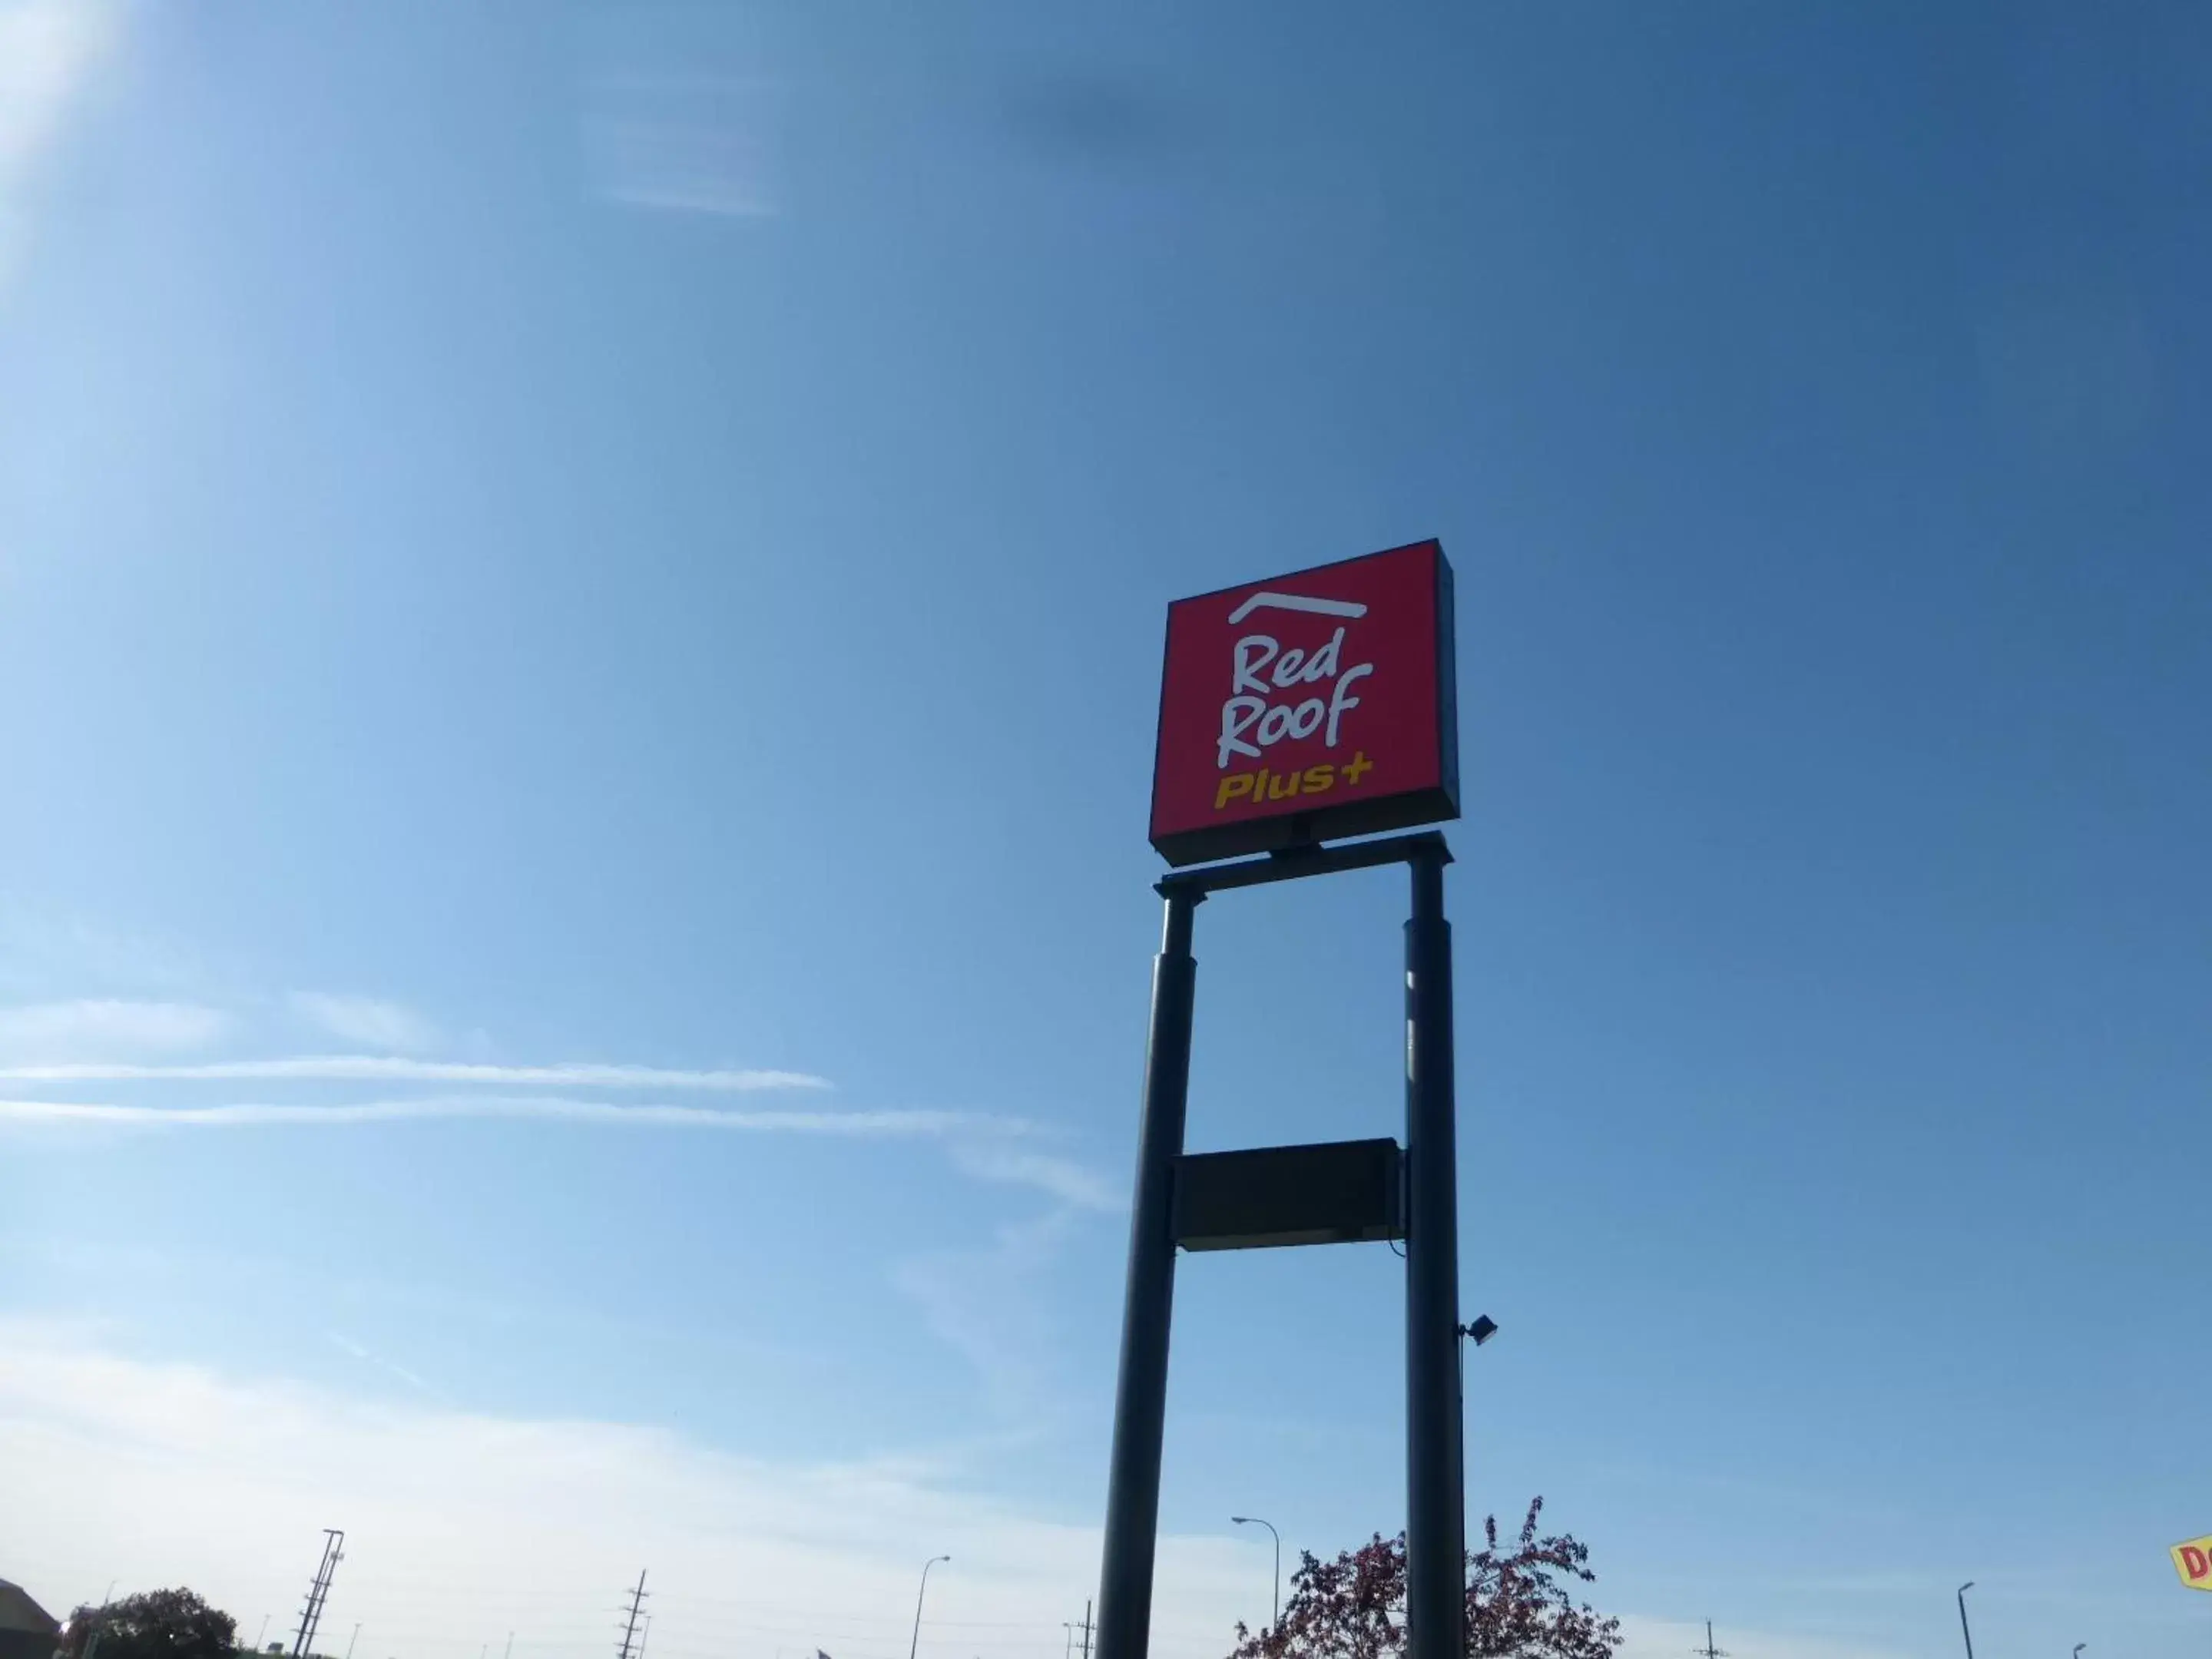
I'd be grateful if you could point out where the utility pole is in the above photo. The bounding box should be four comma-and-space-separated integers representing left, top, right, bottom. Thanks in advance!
345, 1625, 361, 1659
1691, 1624, 1728, 1659
290, 1531, 345, 1659
1080, 1602, 1094, 1659
615, 1571, 650, 1659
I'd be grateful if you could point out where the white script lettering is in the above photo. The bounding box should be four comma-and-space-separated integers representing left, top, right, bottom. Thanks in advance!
1215, 624, 1373, 769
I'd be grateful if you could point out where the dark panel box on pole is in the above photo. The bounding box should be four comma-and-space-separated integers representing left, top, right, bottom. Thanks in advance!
1172, 1137, 1405, 1252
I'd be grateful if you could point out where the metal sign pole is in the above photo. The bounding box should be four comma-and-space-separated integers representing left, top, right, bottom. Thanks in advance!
1404, 848, 1465, 1659
1094, 890, 1202, 1659
1094, 832, 1464, 1659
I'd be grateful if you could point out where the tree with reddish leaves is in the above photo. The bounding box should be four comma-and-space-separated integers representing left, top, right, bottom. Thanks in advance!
1228, 1499, 1622, 1659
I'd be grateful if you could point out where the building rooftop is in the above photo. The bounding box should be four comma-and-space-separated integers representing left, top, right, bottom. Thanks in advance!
0, 1581, 59, 1637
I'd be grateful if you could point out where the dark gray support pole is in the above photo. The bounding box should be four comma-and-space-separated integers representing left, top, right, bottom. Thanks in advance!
1095, 891, 1201, 1659
1404, 850, 1464, 1659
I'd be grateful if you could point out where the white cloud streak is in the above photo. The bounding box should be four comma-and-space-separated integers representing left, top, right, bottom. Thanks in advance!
0, 1094, 992, 1136
0, 910, 208, 999
0, 0, 114, 174
0, 0, 120, 281
0, 1055, 830, 1089
584, 71, 778, 217
893, 1210, 1088, 1419
0, 999, 230, 1058
326, 1332, 437, 1397
950, 1143, 1124, 1213
0, 1094, 1116, 1213
290, 992, 440, 1053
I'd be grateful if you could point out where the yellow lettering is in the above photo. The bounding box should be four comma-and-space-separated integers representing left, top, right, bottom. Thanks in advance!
1343, 750, 1375, 786
1266, 772, 1303, 801
1303, 765, 1336, 793
1214, 773, 1255, 810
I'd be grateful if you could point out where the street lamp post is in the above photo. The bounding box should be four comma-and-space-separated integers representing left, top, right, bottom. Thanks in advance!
1231, 1518, 1282, 1634
2072, 1646, 2085, 1659
1955, 1583, 1974, 1659
909, 1555, 951, 1659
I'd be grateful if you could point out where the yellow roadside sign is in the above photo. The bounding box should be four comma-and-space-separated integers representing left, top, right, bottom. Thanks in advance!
2174, 1535, 2212, 1590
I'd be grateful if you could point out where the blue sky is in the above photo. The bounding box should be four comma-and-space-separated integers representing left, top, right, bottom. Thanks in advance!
2, 5, 2207, 1659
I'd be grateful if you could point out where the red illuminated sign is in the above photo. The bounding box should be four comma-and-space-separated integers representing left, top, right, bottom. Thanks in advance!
1150, 539, 1459, 866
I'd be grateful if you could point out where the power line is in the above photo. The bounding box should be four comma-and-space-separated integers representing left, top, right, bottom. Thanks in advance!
322, 1581, 1060, 1631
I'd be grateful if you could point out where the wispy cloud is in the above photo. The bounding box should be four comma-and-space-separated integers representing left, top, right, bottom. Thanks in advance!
584, 71, 778, 217
290, 992, 439, 1053
0, 0, 121, 283
893, 1209, 1089, 1419
0, 1322, 1263, 1659
326, 1332, 437, 1397
0, 998, 230, 1059
0, 1055, 828, 1089
0, 1091, 1115, 1210
2, 1328, 1940, 1659
0, 909, 210, 999
0, 1094, 990, 1135
950, 1142, 1123, 1213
